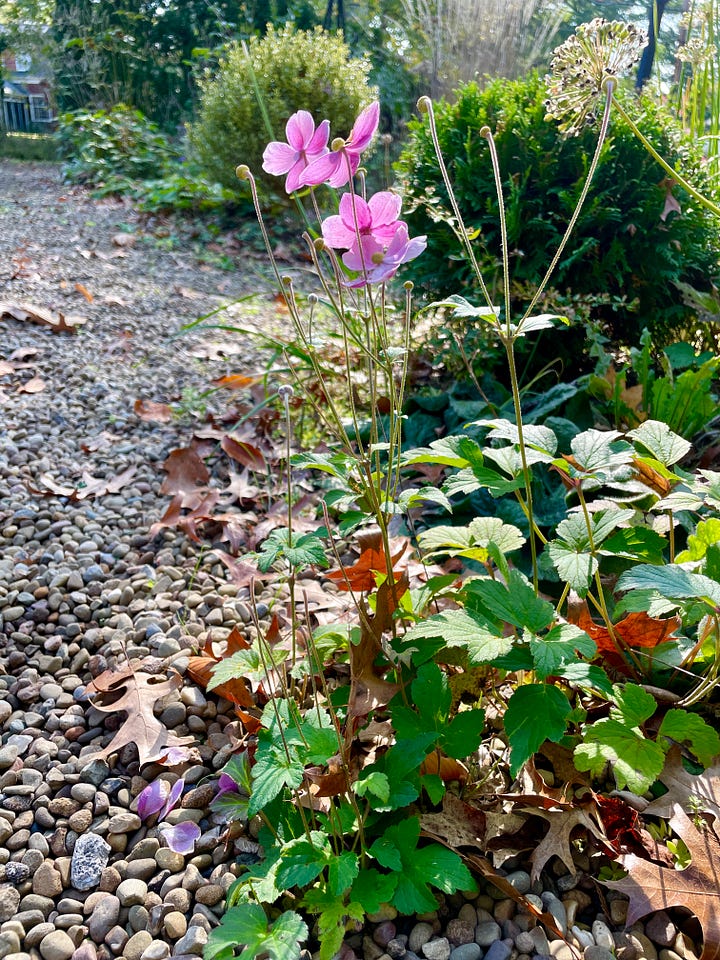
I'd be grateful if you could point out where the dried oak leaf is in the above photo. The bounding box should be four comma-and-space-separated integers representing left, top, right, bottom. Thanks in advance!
159, 448, 210, 498
526, 806, 606, 884
326, 541, 408, 593
221, 435, 267, 472
604, 804, 720, 960
0, 301, 86, 333
85, 666, 194, 767
644, 745, 720, 821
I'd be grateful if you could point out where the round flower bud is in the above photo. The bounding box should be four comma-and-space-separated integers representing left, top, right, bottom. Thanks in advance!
331, 137, 346, 151
277, 384, 294, 401
235, 164, 251, 181
417, 96, 432, 115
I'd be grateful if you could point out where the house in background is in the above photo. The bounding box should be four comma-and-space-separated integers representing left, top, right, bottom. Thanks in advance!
2, 49, 56, 133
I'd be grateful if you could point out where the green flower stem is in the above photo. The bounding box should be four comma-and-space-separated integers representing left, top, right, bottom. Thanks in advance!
482, 129, 511, 336
422, 98, 495, 311
520, 83, 615, 325
611, 93, 720, 220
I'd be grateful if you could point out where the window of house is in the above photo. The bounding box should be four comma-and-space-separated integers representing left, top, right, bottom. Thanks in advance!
29, 96, 52, 122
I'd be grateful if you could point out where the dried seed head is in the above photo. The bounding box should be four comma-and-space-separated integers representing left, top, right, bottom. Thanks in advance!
545, 19, 648, 136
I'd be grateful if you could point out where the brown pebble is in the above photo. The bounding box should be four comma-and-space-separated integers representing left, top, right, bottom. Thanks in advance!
32, 860, 63, 898
194, 884, 224, 907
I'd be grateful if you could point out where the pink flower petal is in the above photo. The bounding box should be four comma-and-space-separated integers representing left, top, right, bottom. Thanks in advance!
339, 193, 371, 233
368, 191, 402, 227
285, 158, 309, 193
160, 777, 185, 821
262, 141, 297, 176
286, 110, 315, 150
308, 119, 330, 155
342, 235, 382, 272
300, 152, 344, 187
347, 102, 380, 155
322, 214, 356, 250
137, 780, 169, 820
160, 821, 200, 855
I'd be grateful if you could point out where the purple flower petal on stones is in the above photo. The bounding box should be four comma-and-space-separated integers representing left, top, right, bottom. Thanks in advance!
217, 773, 239, 796
137, 780, 170, 820
161, 821, 201, 855
159, 777, 185, 821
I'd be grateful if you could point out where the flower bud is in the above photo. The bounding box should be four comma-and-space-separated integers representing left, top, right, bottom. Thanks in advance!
417, 96, 432, 115
331, 137, 346, 151
277, 384, 294, 401
313, 237, 326, 252
404, 280, 414, 291
479, 126, 491, 139
235, 164, 251, 181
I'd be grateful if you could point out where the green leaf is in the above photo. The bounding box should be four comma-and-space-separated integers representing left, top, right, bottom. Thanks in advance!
249, 749, 304, 817
600, 526, 668, 564
529, 624, 596, 678
555, 662, 613, 697
617, 565, 720, 606
430, 293, 500, 320
421, 772, 446, 805
412, 661, 451, 723
291, 451, 353, 478
442, 709, 486, 759
350, 869, 398, 913
402, 435, 484, 468
676, 518, 720, 563
399, 486, 453, 513
327, 851, 360, 896
302, 887, 365, 960
368, 835, 403, 871
627, 420, 692, 466
208, 645, 285, 691
610, 683, 657, 728
473, 419, 558, 455
276, 838, 329, 890
547, 541, 596, 597
285, 532, 329, 569
206, 904, 308, 960
504, 684, 572, 775
570, 429, 634, 475
468, 517, 525, 553
443, 465, 524, 498
402, 610, 511, 666
353, 771, 390, 803
574, 719, 666, 792
465, 572, 553, 633
512, 313, 562, 337
658, 709, 720, 766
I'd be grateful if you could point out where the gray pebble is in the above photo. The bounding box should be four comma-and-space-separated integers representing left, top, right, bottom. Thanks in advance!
71, 833, 111, 891
484, 941, 512, 960
422, 939, 451, 960
409, 924, 435, 954
474, 922, 501, 947
449, 946, 482, 960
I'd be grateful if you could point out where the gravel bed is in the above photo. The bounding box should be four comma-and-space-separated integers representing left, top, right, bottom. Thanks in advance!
0, 161, 702, 960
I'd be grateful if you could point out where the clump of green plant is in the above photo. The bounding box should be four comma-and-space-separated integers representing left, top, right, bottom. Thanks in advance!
57, 104, 179, 190
194, 20, 720, 960
188, 24, 377, 196
396, 71, 720, 362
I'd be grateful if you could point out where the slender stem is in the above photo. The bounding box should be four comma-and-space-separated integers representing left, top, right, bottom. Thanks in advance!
520, 83, 615, 325
422, 98, 495, 310
482, 129, 512, 336
611, 93, 720, 220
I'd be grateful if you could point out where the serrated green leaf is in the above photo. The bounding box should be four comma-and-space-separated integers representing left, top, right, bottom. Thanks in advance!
512, 314, 562, 336
402, 435, 483, 468
627, 420, 692, 466
658, 709, 720, 766
249, 749, 304, 817
570, 429, 634, 474
327, 851, 360, 896
387, 822, 477, 915
465, 571, 553, 633
350, 870, 398, 913
302, 887, 365, 960
547, 541, 596, 597
207, 645, 284, 691
555, 662, 613, 697
574, 719, 665, 792
368, 835, 403, 871
400, 486, 453, 512
291, 451, 353, 478
443, 465, 524, 498
285, 532, 329, 569
600, 526, 668, 564
617, 564, 720, 605
354, 771, 390, 803
206, 904, 308, 960
529, 624, 596, 678
422, 772, 446, 804
276, 834, 330, 890
505, 684, 572, 775
403, 609, 511, 666
442, 709, 486, 759
610, 683, 658, 728
472, 419, 558, 455
432, 293, 500, 320
412, 661, 451, 722
468, 517, 525, 553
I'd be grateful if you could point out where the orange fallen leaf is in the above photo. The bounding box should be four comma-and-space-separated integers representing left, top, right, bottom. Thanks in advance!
212, 374, 261, 390
327, 542, 408, 593
567, 597, 682, 672
420, 752, 468, 782
74, 282, 94, 302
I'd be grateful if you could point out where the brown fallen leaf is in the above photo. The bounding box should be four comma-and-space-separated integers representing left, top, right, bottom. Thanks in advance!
220, 435, 267, 472
0, 301, 87, 333
0, 360, 16, 376
159, 448, 210, 498
85, 666, 194, 767
644, 745, 720, 821
526, 806, 606, 884
212, 374, 261, 390
17, 375, 45, 394
134, 398, 173, 423
605, 804, 720, 960
326, 540, 408, 593
112, 232, 136, 247
31, 465, 136, 500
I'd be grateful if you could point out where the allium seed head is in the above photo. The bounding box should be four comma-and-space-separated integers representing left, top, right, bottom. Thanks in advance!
545, 19, 648, 136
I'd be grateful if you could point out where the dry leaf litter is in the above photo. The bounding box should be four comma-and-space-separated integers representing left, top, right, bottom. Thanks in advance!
0, 162, 709, 960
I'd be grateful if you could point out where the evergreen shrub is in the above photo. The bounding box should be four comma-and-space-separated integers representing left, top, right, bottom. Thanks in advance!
189, 24, 377, 196
397, 73, 720, 362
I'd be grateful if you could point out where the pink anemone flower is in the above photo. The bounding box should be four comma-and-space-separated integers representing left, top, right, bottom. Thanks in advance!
344, 223, 427, 287
322, 191, 403, 250
301, 102, 380, 189
262, 110, 330, 193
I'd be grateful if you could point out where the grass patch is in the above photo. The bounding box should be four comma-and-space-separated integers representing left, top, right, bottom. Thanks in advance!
0, 132, 59, 162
